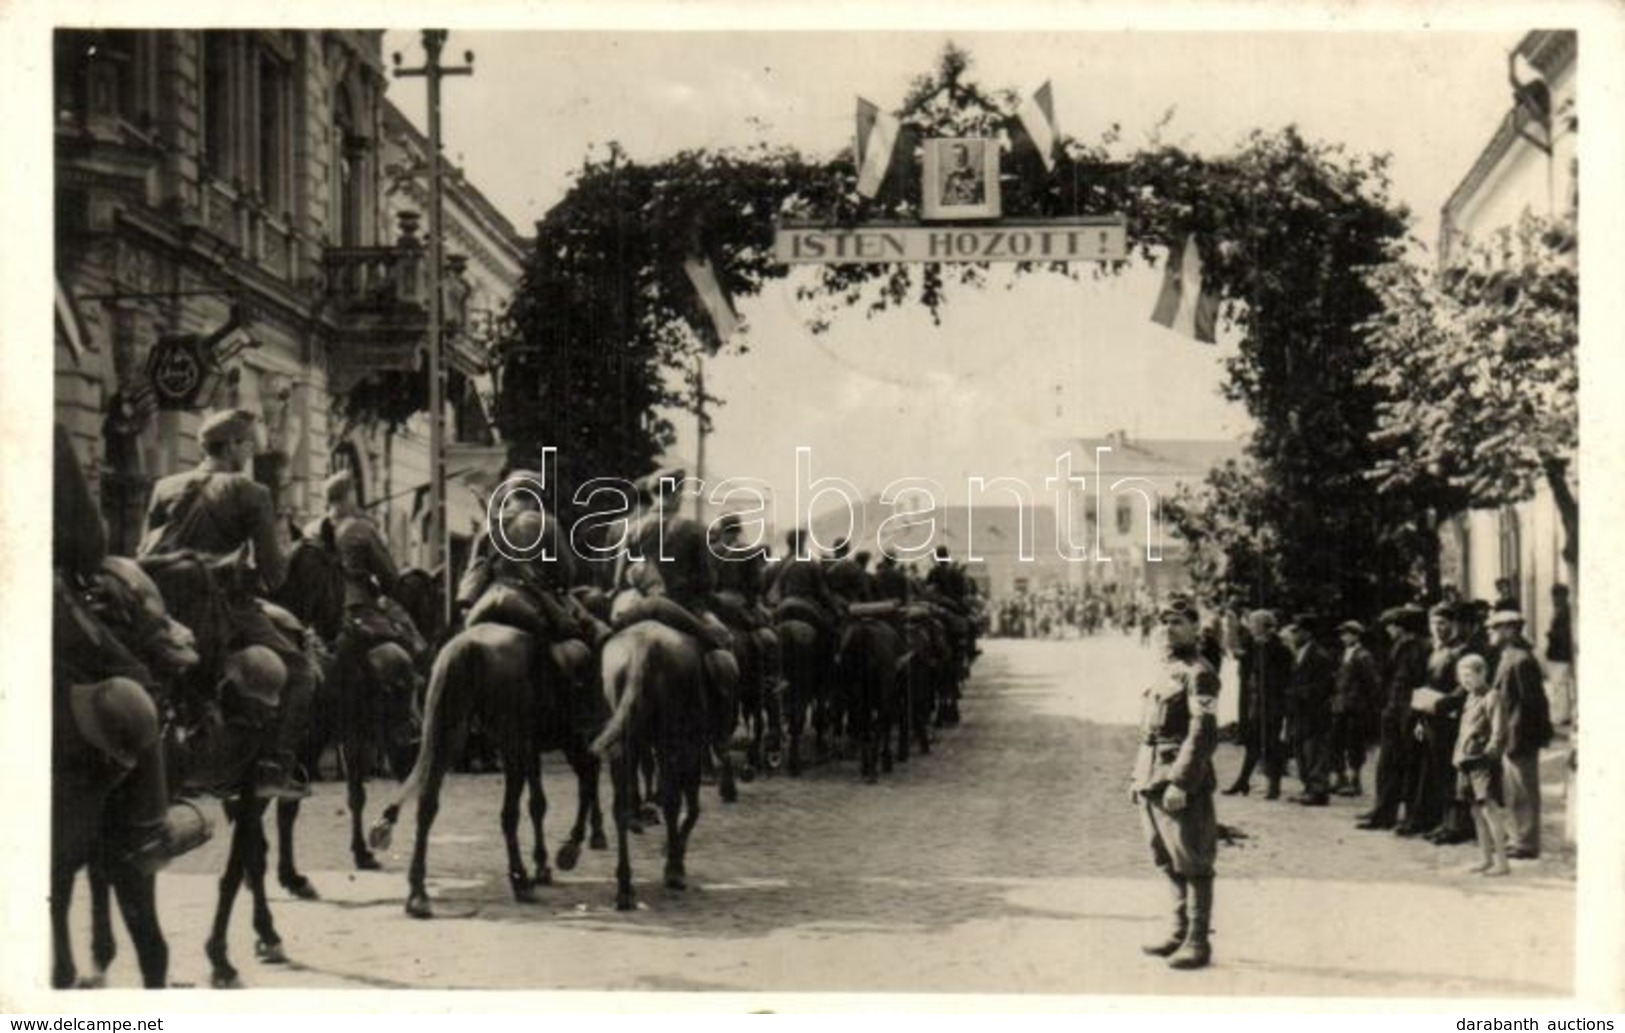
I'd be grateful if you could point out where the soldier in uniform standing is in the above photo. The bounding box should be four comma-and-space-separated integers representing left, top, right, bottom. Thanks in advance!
139, 410, 311, 799
1130, 596, 1221, 970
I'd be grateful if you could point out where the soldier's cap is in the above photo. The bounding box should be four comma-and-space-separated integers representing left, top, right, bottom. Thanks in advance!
1337, 620, 1366, 637
323, 470, 355, 505
716, 512, 745, 533
1429, 600, 1470, 622
1248, 608, 1279, 629
1159, 597, 1200, 623
1486, 608, 1525, 628
197, 408, 257, 448
1380, 603, 1428, 631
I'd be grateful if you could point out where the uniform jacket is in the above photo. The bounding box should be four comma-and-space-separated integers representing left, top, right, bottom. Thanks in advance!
1493, 638, 1553, 759
141, 468, 286, 593
332, 513, 399, 609
1452, 687, 1508, 770
1287, 641, 1337, 729
825, 557, 872, 605
1131, 648, 1220, 794
1384, 634, 1430, 718
1333, 643, 1381, 716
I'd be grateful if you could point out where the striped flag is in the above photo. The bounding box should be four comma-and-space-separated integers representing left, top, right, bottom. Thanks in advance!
683, 252, 739, 353
1016, 81, 1059, 172
855, 97, 900, 198
1150, 235, 1219, 345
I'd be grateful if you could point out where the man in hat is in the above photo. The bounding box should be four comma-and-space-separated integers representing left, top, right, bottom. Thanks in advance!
1222, 608, 1292, 799
711, 512, 783, 704
1283, 613, 1337, 805
1130, 596, 1220, 970
1545, 584, 1575, 729
1397, 601, 1470, 841
139, 409, 311, 799
1358, 604, 1430, 830
1330, 620, 1380, 797
1488, 608, 1552, 858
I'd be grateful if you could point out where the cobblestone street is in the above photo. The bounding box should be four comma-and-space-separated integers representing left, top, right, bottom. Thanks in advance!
69, 637, 1575, 996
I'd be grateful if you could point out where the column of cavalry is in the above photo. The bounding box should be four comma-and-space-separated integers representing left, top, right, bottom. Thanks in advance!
52, 418, 983, 989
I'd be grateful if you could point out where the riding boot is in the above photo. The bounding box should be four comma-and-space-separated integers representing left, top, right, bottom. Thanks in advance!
1141, 872, 1188, 957
261, 655, 314, 800
1168, 876, 1214, 970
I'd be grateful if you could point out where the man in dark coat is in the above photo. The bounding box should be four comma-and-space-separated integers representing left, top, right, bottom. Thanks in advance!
1545, 584, 1575, 729
1488, 609, 1552, 858
1284, 614, 1337, 805
1331, 620, 1381, 797
1222, 609, 1291, 799
1357, 604, 1429, 830
1397, 602, 1470, 841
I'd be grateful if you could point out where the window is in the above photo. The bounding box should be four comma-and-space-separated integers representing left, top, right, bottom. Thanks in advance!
1116, 496, 1134, 536
334, 88, 363, 245
201, 32, 232, 177
256, 53, 289, 209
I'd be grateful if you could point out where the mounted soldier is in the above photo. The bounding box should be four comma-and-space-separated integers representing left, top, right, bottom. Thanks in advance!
610, 469, 739, 721
457, 469, 605, 721
137, 409, 312, 800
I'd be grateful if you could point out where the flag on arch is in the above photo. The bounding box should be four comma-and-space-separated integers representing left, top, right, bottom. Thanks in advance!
854, 97, 900, 198
1150, 235, 1220, 345
683, 251, 740, 353
1016, 81, 1059, 172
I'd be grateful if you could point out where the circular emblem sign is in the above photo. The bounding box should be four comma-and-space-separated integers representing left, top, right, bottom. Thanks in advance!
146, 335, 206, 408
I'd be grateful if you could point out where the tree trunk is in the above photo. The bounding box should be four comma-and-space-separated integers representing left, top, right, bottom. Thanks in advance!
1541, 453, 1579, 582
1422, 507, 1443, 603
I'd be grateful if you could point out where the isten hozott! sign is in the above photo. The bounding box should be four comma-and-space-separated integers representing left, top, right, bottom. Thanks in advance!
773, 217, 1127, 265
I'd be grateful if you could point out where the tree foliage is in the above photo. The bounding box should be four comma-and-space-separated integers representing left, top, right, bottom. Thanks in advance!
493, 44, 1433, 614
1361, 212, 1579, 571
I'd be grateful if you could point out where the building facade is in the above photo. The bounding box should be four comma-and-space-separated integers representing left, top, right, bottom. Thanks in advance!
1054, 432, 1247, 597
53, 30, 526, 572
1436, 29, 1577, 642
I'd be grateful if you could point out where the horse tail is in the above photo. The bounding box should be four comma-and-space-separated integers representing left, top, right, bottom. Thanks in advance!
369, 634, 468, 850
589, 633, 645, 761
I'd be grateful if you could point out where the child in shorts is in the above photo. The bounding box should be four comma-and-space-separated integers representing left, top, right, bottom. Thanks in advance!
1453, 654, 1510, 876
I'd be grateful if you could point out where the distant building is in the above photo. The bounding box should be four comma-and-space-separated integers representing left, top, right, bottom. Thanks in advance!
1436, 29, 1576, 636
1052, 431, 1247, 597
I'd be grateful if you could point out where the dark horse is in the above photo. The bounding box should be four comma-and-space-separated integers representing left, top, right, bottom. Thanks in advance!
833, 616, 905, 783
591, 620, 710, 911
126, 552, 319, 988
267, 537, 426, 892
776, 609, 833, 777
51, 556, 206, 989
368, 621, 603, 918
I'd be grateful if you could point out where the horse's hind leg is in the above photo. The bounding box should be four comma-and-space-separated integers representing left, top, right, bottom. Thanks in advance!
404, 760, 446, 919
667, 763, 702, 892
346, 744, 379, 870
206, 801, 248, 989
275, 798, 318, 899
659, 755, 689, 891
500, 762, 535, 902
526, 761, 552, 888
86, 855, 116, 986
244, 801, 287, 965
108, 865, 168, 989
50, 860, 78, 990
610, 752, 636, 912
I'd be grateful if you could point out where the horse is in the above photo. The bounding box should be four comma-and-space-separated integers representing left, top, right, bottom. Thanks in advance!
130, 551, 322, 987
367, 621, 600, 918
268, 538, 426, 889
51, 557, 204, 990
591, 620, 710, 911
833, 615, 906, 783
775, 607, 834, 777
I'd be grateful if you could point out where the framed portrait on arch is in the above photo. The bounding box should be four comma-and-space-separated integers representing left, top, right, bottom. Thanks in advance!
922, 137, 1001, 221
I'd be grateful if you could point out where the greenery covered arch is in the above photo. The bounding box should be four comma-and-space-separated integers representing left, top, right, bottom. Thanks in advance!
493, 44, 1428, 617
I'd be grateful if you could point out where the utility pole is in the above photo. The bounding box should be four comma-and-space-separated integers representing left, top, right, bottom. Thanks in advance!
394, 31, 473, 630
694, 353, 707, 525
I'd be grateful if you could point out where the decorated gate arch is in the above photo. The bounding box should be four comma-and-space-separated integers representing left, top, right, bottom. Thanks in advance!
485, 45, 1427, 617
